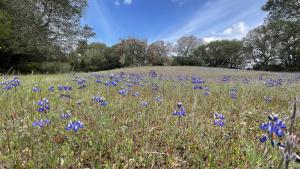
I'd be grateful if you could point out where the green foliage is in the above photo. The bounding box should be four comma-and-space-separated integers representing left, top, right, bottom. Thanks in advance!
17, 62, 71, 73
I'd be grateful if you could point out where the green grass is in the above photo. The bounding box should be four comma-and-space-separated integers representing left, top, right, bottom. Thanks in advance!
0, 66, 299, 168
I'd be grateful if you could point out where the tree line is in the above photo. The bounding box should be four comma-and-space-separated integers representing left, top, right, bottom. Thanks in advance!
0, 0, 299, 73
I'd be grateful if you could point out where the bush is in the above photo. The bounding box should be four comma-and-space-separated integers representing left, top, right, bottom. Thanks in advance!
17, 62, 71, 74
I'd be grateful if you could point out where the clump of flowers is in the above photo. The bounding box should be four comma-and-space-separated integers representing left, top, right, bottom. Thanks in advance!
58, 85, 72, 91
61, 110, 71, 120
32, 119, 50, 128
32, 85, 41, 92
66, 120, 84, 132
259, 114, 286, 144
48, 85, 54, 92
265, 78, 283, 87
1, 77, 20, 90
37, 98, 50, 113
149, 70, 157, 78
141, 101, 149, 107
73, 76, 87, 89
172, 102, 186, 117
192, 77, 205, 90
92, 96, 108, 106
118, 88, 128, 96
229, 87, 238, 100
203, 86, 210, 96
213, 112, 225, 127
105, 80, 118, 87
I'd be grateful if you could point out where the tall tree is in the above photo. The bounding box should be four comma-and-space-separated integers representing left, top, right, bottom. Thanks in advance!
176, 35, 202, 57
147, 41, 170, 65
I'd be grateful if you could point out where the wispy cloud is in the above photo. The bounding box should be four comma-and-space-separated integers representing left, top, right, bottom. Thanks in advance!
123, 0, 132, 5
114, 0, 133, 6
160, 0, 265, 42
203, 21, 249, 42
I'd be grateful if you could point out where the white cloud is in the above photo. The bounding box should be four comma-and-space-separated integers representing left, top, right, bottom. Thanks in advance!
203, 21, 249, 43
123, 0, 132, 5
114, 0, 120, 6
158, 0, 265, 43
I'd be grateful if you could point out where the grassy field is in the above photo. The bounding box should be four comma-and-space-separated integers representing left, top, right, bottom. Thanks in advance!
1, 66, 300, 168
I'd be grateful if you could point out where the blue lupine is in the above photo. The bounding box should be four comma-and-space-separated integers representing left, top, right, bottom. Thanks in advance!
141, 101, 149, 107
66, 120, 84, 132
2, 77, 20, 90
132, 92, 140, 97
149, 70, 157, 78
203, 86, 210, 96
213, 112, 225, 127
118, 88, 127, 96
259, 114, 286, 145
58, 85, 72, 91
172, 102, 186, 117
37, 98, 50, 113
61, 112, 71, 119
96, 78, 102, 83
92, 96, 108, 106
229, 88, 238, 99
48, 85, 54, 92
32, 85, 41, 92
259, 135, 268, 143
193, 85, 203, 90
32, 119, 50, 128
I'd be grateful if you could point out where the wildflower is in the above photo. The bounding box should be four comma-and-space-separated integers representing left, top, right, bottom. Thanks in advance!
48, 85, 54, 92
193, 85, 203, 90
229, 88, 238, 99
32, 85, 41, 92
172, 102, 186, 117
61, 111, 71, 120
58, 85, 72, 91
96, 78, 102, 83
192, 77, 205, 84
149, 70, 157, 78
2, 77, 20, 90
32, 119, 50, 128
66, 120, 84, 132
213, 112, 225, 127
259, 114, 286, 145
37, 98, 50, 113
141, 101, 149, 107
132, 92, 140, 97
203, 86, 210, 96
118, 88, 127, 96
221, 76, 230, 82
92, 96, 108, 106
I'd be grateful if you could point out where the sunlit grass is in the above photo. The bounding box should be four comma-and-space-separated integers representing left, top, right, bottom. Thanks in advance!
0, 66, 299, 168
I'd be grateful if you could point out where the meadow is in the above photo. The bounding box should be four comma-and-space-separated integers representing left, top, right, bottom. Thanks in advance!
0, 66, 300, 168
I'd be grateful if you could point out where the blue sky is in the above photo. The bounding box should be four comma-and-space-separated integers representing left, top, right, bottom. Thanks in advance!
81, 0, 267, 46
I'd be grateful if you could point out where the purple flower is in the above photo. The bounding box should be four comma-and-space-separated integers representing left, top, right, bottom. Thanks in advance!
141, 101, 149, 107
172, 102, 186, 117
32, 85, 41, 92
66, 120, 84, 132
213, 112, 225, 127
92, 96, 108, 106
32, 119, 50, 128
37, 98, 50, 113
48, 85, 54, 92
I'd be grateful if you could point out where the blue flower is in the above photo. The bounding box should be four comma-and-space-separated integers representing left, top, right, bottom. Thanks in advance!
213, 112, 225, 127
259, 135, 268, 143
37, 98, 50, 113
32, 85, 41, 92
203, 86, 210, 96
118, 88, 127, 96
48, 85, 54, 92
172, 102, 186, 117
155, 96, 163, 103
32, 119, 50, 128
61, 111, 71, 119
141, 101, 149, 107
2, 77, 20, 90
92, 96, 108, 106
66, 120, 84, 132
132, 92, 140, 97
229, 88, 238, 100
264, 96, 272, 103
